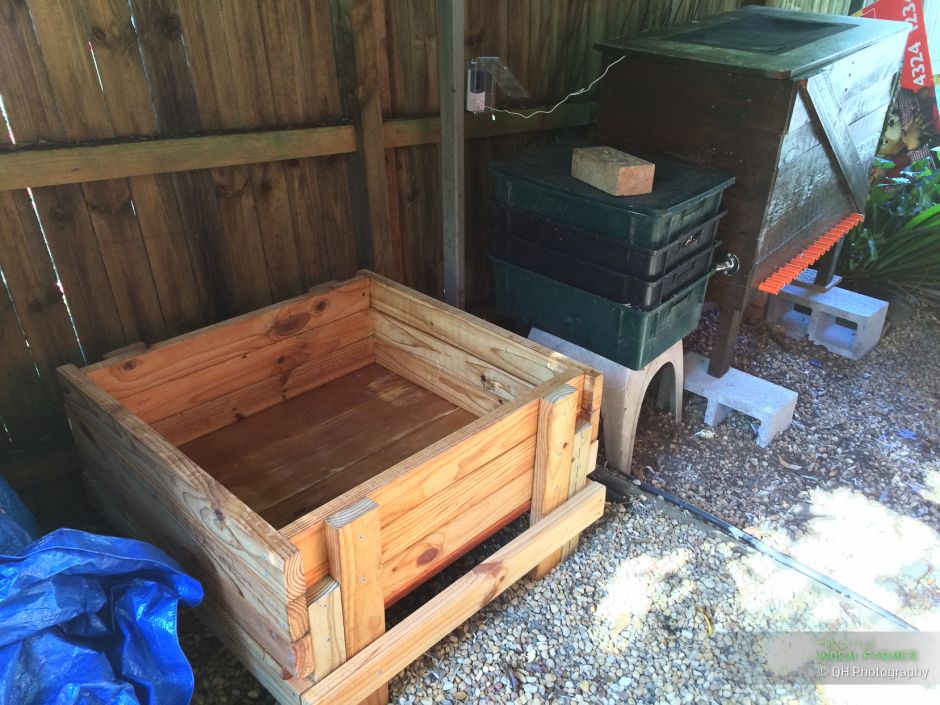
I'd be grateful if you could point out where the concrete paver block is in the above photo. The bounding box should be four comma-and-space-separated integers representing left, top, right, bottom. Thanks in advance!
684, 352, 797, 448
529, 329, 683, 473
766, 284, 888, 360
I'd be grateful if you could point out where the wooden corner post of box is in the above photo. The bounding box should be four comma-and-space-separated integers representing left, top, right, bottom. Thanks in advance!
530, 384, 580, 578
325, 497, 388, 705
560, 420, 599, 561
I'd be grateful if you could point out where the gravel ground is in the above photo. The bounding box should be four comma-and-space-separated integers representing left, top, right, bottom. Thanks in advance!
171, 296, 939, 703
630, 299, 940, 629
181, 491, 935, 704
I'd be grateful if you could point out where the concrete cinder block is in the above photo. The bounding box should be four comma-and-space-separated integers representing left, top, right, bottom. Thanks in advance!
766, 295, 812, 339
768, 284, 888, 360
529, 329, 683, 474
684, 352, 797, 448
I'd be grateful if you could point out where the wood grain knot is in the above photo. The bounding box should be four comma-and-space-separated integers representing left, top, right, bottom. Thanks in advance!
272, 312, 310, 337
417, 547, 439, 565
49, 202, 73, 223
315, 300, 328, 313
121, 359, 138, 371
162, 14, 182, 40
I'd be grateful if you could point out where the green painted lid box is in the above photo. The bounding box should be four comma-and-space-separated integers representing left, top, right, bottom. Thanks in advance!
490, 145, 734, 250
493, 257, 713, 370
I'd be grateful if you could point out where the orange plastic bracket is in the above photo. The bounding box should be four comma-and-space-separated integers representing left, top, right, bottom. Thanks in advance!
757, 212, 862, 294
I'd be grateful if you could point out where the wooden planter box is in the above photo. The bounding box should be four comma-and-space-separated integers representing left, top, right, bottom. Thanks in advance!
59, 272, 604, 705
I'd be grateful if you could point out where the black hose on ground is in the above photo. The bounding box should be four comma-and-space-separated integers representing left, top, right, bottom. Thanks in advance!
591, 467, 917, 631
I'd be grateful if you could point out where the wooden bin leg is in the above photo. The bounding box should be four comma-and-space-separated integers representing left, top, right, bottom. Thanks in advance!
530, 384, 580, 579
307, 578, 347, 682
559, 420, 599, 561
325, 497, 388, 705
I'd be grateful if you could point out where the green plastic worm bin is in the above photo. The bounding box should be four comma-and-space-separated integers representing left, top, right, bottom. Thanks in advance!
490, 145, 734, 249
493, 258, 713, 370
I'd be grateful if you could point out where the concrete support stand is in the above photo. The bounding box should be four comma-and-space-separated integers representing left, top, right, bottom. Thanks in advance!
528, 329, 683, 473
684, 352, 797, 448
766, 282, 888, 360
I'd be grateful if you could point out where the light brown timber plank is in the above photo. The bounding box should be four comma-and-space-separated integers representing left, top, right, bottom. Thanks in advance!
260, 406, 474, 530
367, 273, 583, 382
179, 364, 404, 472
120, 308, 371, 423
85, 277, 369, 397
378, 434, 535, 559
325, 497, 388, 705
380, 447, 535, 604
367, 272, 602, 437
307, 578, 347, 683
154, 337, 375, 446
375, 342, 502, 416
530, 385, 580, 579
560, 421, 596, 561
372, 310, 533, 407
301, 482, 607, 705
183, 367, 459, 514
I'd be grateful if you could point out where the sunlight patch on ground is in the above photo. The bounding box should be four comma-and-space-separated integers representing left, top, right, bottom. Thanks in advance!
921, 467, 940, 504
756, 486, 940, 629
594, 548, 692, 636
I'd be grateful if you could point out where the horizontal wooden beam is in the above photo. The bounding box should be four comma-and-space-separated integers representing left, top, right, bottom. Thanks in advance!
0, 125, 357, 191
0, 102, 596, 191
385, 101, 597, 148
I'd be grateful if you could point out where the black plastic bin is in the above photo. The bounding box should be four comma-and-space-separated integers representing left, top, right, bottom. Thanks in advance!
491, 203, 726, 281
490, 144, 734, 249
492, 233, 719, 308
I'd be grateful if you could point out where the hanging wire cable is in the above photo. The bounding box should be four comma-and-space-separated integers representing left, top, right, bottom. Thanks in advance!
489, 55, 626, 119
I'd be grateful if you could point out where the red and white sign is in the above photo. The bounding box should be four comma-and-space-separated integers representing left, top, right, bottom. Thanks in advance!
861, 0, 933, 90
858, 0, 939, 167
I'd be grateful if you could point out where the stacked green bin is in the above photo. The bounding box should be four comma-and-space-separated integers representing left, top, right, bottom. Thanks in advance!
490, 144, 734, 369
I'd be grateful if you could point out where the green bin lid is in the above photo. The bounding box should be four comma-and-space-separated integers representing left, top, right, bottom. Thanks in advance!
595, 6, 909, 79
490, 144, 734, 218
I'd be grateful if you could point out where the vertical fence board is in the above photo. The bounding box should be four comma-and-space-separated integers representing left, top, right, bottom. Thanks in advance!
174, 0, 274, 313
0, 190, 84, 398
0, 0, 127, 361
130, 0, 229, 323
85, 0, 208, 337
0, 286, 54, 448
28, 0, 168, 345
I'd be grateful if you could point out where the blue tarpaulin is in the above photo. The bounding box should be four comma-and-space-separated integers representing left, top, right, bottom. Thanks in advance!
0, 477, 203, 705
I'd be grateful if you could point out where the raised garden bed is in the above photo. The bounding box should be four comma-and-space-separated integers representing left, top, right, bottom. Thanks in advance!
59, 272, 605, 705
